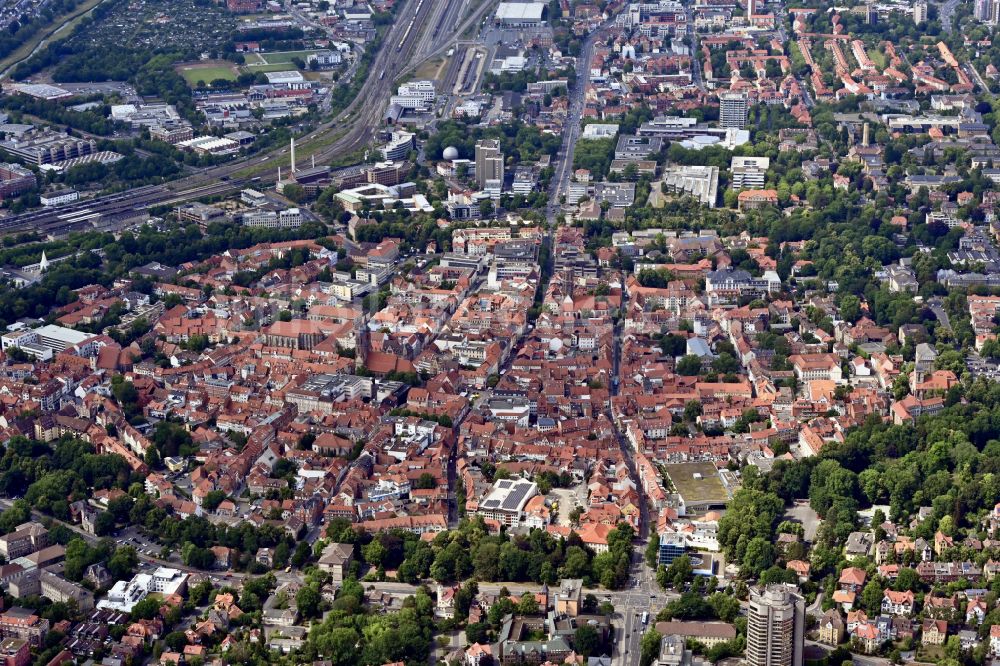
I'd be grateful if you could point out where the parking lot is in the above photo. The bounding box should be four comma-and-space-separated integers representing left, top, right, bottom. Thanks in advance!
549, 484, 588, 526
119, 525, 169, 559
783, 500, 821, 542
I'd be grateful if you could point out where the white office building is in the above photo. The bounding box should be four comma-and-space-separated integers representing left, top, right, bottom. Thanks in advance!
97, 567, 188, 612
241, 188, 267, 207
390, 80, 436, 110
719, 92, 749, 129
747, 585, 805, 666
476, 478, 538, 526
495, 2, 546, 26
40, 189, 78, 207
1, 324, 98, 359
242, 207, 304, 228
661, 165, 719, 207
380, 131, 415, 161
730, 156, 770, 190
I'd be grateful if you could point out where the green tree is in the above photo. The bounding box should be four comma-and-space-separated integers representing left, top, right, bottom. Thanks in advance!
164, 631, 187, 651
641, 629, 662, 666
363, 540, 387, 568
518, 592, 539, 615
129, 596, 161, 620
575, 624, 601, 658
718, 488, 784, 560
662, 555, 693, 589
676, 355, 703, 376
201, 490, 227, 512
741, 537, 776, 577
310, 626, 358, 666
414, 473, 436, 490
94, 510, 116, 536
861, 579, 883, 614
645, 538, 660, 567
108, 546, 138, 580
895, 567, 920, 592
296, 584, 321, 619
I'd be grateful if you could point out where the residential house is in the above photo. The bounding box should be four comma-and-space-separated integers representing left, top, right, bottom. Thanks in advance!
882, 590, 915, 617
818, 609, 845, 646
922, 619, 948, 645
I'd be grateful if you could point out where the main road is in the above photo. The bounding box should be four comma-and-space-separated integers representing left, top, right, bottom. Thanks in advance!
365, 554, 669, 666
549, 30, 599, 206
939, 0, 959, 32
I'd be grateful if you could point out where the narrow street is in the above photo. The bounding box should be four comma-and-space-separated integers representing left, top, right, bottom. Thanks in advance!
928, 297, 953, 335
540, 18, 660, 665
608, 290, 649, 541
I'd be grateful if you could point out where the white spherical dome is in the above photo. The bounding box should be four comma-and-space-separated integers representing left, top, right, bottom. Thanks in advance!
549, 338, 564, 352
443, 146, 459, 160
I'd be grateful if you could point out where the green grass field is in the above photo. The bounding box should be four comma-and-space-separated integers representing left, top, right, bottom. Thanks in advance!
664, 462, 730, 505
260, 50, 318, 64
241, 62, 302, 74
867, 48, 887, 70
177, 64, 237, 85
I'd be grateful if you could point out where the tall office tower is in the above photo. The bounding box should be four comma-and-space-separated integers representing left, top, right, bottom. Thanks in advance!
989, 0, 1000, 23
974, 0, 991, 21
475, 139, 504, 189
913, 0, 928, 24
747, 585, 805, 666
864, 2, 877, 24
719, 92, 749, 129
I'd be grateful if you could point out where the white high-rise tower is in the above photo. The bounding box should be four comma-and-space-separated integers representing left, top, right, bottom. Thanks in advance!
747, 585, 805, 666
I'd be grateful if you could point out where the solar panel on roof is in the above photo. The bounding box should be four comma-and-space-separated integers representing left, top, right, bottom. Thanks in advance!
502, 483, 530, 511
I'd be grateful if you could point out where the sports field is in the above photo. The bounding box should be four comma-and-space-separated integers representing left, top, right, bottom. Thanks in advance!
260, 50, 319, 64
176, 62, 238, 85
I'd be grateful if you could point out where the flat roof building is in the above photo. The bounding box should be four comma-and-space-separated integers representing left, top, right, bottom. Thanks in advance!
97, 567, 188, 613
730, 156, 770, 190
658, 533, 687, 566
661, 165, 719, 207
719, 92, 749, 130
615, 135, 664, 161
582, 123, 620, 138
1, 324, 97, 359
264, 70, 306, 85
664, 462, 732, 516
476, 478, 538, 527
495, 2, 546, 26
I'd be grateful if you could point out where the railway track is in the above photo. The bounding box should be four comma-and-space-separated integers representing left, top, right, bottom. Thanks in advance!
0, 0, 498, 236
0, 181, 247, 236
